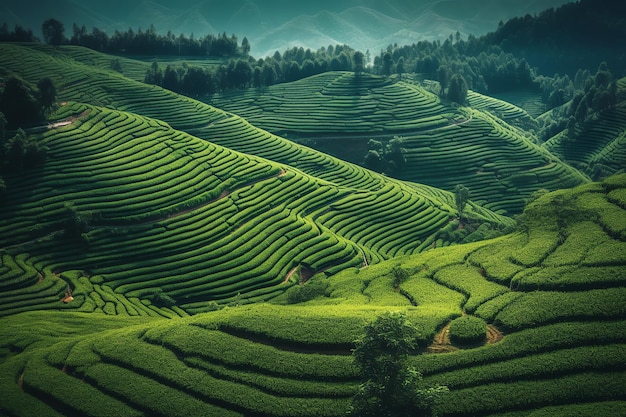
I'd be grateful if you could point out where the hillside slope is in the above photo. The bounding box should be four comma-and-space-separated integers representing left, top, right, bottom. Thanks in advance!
1, 174, 625, 416
0, 43, 514, 314
0, 100, 513, 315
543, 77, 626, 181
210, 71, 588, 214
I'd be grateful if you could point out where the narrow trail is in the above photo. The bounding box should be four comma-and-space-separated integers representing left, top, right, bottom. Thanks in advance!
23, 108, 90, 134
283, 266, 299, 283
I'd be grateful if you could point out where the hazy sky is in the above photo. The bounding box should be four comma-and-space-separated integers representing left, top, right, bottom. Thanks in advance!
2, 0, 575, 56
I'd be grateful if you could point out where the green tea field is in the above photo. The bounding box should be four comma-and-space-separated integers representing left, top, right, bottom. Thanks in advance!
209, 71, 589, 214
0, 41, 625, 417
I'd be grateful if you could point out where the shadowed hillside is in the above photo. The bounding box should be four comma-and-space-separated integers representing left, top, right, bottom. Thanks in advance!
543, 77, 626, 181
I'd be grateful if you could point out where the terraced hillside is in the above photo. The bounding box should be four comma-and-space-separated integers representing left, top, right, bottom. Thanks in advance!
0, 99, 515, 316
0, 44, 477, 208
1, 174, 625, 417
543, 77, 626, 181
209, 71, 588, 214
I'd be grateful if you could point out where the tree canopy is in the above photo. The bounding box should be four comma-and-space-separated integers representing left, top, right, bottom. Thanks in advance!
42, 18, 65, 46
350, 312, 448, 417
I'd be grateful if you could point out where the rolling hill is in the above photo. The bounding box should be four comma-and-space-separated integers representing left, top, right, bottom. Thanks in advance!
543, 77, 626, 181
209, 71, 588, 214
0, 43, 513, 315
1, 172, 625, 416
1, 41, 625, 417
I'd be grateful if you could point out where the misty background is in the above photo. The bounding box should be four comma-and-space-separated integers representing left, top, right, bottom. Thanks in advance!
2, 0, 574, 57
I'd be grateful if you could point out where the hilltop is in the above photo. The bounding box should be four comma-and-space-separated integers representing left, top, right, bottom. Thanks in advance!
210, 71, 588, 214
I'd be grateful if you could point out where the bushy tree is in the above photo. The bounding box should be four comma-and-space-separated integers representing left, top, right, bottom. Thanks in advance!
396, 56, 405, 79
144, 59, 163, 85
42, 18, 65, 46
0, 77, 41, 128
437, 65, 451, 97
447, 74, 468, 105
1, 129, 46, 171
454, 184, 469, 221
63, 203, 92, 239
350, 312, 448, 417
37, 77, 57, 114
353, 51, 365, 76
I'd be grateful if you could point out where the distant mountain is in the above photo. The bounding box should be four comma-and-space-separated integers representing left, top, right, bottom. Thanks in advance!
3, 0, 575, 56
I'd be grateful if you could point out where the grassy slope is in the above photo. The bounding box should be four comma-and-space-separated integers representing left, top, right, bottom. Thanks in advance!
209, 71, 588, 214
0, 43, 513, 315
0, 43, 623, 416
543, 77, 626, 181
1, 174, 625, 417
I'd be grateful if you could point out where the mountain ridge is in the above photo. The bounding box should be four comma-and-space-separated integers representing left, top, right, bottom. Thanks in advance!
2, 0, 575, 56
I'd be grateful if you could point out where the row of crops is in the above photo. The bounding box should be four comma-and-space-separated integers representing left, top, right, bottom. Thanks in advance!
1, 42, 625, 417
2, 171, 624, 416
401, 109, 588, 213
0, 98, 513, 315
0, 44, 583, 217
466, 90, 538, 130
544, 101, 626, 180
210, 71, 451, 134
210, 70, 590, 215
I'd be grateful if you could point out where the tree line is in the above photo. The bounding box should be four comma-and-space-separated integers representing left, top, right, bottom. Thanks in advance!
144, 44, 360, 96
0, 18, 245, 58
485, 0, 625, 79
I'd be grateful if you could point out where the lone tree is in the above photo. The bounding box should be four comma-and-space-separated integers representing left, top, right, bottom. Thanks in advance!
42, 18, 65, 46
350, 312, 448, 417
37, 77, 57, 115
447, 74, 468, 105
454, 184, 469, 221
353, 51, 365, 76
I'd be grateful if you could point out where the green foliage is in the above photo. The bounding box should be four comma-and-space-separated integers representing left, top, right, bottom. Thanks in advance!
447, 74, 468, 105
453, 184, 469, 220
37, 77, 57, 113
62, 203, 92, 240
0, 76, 42, 128
286, 277, 329, 304
42, 18, 65, 46
448, 315, 487, 345
494, 288, 626, 330
350, 312, 448, 417
148, 288, 176, 308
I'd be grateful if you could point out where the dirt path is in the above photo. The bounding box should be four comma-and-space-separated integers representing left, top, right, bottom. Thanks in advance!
284, 266, 299, 283
486, 324, 504, 344
24, 109, 90, 134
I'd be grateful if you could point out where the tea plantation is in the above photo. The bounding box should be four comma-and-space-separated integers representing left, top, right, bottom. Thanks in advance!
1, 174, 625, 416
543, 78, 626, 181
210, 71, 589, 214
1, 43, 625, 416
